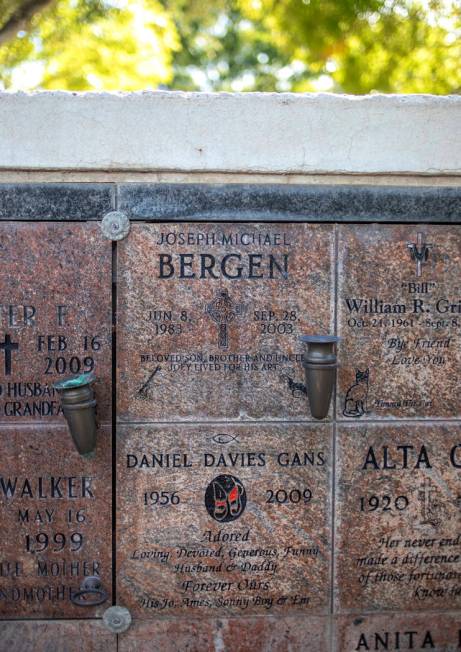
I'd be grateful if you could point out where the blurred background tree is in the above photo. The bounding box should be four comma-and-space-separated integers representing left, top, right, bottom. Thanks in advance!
0, 0, 459, 92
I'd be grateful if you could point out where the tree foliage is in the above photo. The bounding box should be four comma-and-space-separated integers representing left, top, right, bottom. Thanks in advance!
244, 0, 461, 93
0, 0, 459, 93
0, 0, 179, 89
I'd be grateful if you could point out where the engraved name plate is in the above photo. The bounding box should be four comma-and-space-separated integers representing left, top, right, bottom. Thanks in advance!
338, 225, 461, 420
336, 423, 461, 613
0, 223, 112, 424
0, 425, 112, 618
117, 223, 334, 421
117, 424, 332, 617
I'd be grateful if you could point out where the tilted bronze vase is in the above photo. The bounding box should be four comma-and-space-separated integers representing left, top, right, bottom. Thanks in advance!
300, 335, 340, 420
54, 372, 97, 457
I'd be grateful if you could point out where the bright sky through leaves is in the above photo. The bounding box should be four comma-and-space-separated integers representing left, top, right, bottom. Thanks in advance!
0, 0, 460, 92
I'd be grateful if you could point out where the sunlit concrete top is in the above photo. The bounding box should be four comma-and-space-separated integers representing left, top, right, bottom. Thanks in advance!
1, 91, 460, 174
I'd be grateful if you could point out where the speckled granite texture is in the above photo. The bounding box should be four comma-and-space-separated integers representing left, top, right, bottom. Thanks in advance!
0, 424, 112, 618
118, 616, 330, 652
2, 183, 461, 650
0, 621, 116, 651
118, 183, 461, 222
335, 423, 461, 613
2, 183, 461, 222
337, 224, 461, 420
117, 222, 334, 422
117, 423, 331, 618
0, 184, 114, 220
0, 222, 112, 424
334, 612, 461, 652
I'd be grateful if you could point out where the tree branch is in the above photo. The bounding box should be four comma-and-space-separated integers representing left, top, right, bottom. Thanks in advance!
0, 0, 55, 46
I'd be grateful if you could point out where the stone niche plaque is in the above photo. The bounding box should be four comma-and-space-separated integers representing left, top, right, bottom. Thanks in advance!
117, 223, 334, 421
337, 224, 461, 420
117, 423, 331, 617
0, 621, 116, 652
0, 425, 111, 618
0, 223, 112, 424
118, 615, 329, 652
335, 423, 461, 613
335, 612, 461, 652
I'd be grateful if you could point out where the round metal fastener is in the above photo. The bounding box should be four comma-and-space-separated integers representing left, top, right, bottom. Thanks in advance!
101, 211, 130, 241
103, 605, 132, 634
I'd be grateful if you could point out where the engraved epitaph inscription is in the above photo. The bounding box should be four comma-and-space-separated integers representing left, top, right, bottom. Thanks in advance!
3, 211, 461, 641
335, 423, 461, 613
338, 225, 461, 419
117, 224, 334, 421
0, 425, 112, 618
0, 223, 112, 423
117, 424, 331, 617
0, 223, 112, 619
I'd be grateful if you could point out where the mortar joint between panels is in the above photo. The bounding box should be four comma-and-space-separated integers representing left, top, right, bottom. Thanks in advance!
114, 183, 121, 211
335, 417, 461, 424
0, 419, 114, 428
114, 419, 336, 426
114, 418, 461, 425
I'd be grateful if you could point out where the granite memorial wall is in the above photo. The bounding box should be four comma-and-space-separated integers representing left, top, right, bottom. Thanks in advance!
1, 180, 461, 650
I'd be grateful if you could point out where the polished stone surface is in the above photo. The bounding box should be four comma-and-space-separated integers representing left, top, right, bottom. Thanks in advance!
337, 224, 461, 420
2, 182, 461, 223
335, 423, 461, 613
334, 612, 461, 652
117, 423, 332, 617
0, 184, 114, 220
0, 425, 111, 618
117, 223, 334, 422
0, 621, 116, 651
0, 223, 112, 423
119, 616, 329, 652
119, 183, 461, 222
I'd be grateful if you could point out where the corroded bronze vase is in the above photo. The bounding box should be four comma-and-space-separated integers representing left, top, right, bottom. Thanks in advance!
54, 372, 97, 457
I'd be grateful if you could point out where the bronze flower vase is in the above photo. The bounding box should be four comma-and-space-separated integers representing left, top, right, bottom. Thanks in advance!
54, 372, 98, 457
300, 335, 340, 420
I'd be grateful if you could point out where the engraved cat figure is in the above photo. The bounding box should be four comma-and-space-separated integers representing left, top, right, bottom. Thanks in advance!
343, 368, 369, 417
279, 367, 307, 398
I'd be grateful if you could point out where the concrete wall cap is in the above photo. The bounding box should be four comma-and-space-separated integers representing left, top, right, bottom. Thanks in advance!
1, 91, 460, 174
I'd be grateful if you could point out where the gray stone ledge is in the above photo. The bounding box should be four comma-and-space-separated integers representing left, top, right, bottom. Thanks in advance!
0, 182, 460, 222
1, 92, 460, 174
0, 183, 114, 220
119, 183, 461, 222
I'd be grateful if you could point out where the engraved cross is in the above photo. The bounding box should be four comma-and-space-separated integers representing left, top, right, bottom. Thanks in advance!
418, 477, 438, 526
407, 232, 431, 277
0, 333, 19, 376
206, 289, 244, 349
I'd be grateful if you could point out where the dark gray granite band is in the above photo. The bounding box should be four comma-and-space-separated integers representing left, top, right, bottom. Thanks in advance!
118, 183, 461, 222
0, 184, 115, 220
1, 183, 460, 222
